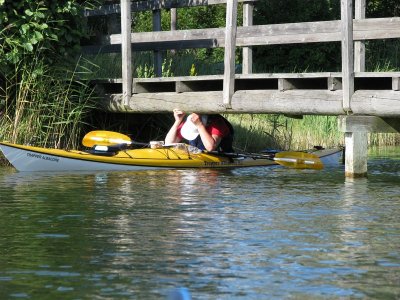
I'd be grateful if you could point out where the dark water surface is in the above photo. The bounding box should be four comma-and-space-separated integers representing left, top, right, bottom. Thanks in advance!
0, 148, 399, 299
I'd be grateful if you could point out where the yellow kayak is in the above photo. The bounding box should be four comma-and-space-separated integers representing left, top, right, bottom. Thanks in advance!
0, 141, 340, 172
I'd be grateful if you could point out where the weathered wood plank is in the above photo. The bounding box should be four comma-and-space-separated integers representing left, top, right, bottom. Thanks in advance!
100, 89, 400, 116
242, 1, 253, 74
351, 90, 400, 117
104, 92, 226, 113
355, 72, 400, 78
236, 72, 343, 79
236, 21, 342, 45
121, 0, 132, 104
354, 0, 366, 72
328, 77, 342, 91
354, 18, 400, 40
102, 90, 344, 114
223, 0, 238, 108
231, 90, 344, 114
344, 131, 368, 178
278, 79, 296, 91
92, 72, 400, 84
338, 116, 400, 133
341, 0, 354, 113
153, 9, 162, 77
105, 20, 342, 45
393, 77, 400, 91
135, 75, 224, 82
86, 18, 400, 53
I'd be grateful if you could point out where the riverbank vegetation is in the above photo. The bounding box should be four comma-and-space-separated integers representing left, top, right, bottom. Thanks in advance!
225, 114, 399, 152
0, 55, 96, 148
1, 0, 399, 164
0, 0, 98, 149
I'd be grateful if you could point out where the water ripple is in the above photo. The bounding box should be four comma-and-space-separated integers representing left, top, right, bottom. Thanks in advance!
0, 152, 399, 299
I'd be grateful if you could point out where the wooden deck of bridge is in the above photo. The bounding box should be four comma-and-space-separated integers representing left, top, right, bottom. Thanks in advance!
83, 0, 400, 177
94, 72, 400, 117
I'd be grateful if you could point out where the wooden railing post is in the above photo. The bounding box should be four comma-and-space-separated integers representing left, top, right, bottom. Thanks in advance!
223, 0, 238, 108
121, 0, 132, 105
242, 1, 253, 74
354, 0, 366, 72
341, 0, 354, 113
153, 9, 162, 77
170, 8, 177, 54
171, 8, 177, 31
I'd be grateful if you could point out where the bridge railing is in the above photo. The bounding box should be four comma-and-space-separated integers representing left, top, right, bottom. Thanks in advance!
82, 0, 400, 111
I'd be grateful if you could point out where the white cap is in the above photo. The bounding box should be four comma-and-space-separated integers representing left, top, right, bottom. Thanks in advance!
181, 116, 199, 141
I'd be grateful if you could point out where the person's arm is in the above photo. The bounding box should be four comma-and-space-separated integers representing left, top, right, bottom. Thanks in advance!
191, 114, 221, 152
165, 109, 185, 144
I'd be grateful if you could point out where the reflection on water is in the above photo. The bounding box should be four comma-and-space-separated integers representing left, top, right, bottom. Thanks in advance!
0, 149, 399, 299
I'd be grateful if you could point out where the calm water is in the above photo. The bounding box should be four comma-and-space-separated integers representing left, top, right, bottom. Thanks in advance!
0, 148, 399, 299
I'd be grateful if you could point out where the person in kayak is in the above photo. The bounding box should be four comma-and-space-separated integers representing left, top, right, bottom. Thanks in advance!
165, 109, 234, 152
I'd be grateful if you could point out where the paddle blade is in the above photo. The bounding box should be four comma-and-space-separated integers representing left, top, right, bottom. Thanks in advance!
274, 151, 324, 170
82, 131, 132, 147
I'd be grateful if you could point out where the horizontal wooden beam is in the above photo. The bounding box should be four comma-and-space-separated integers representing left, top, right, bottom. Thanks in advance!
338, 116, 400, 133
85, 17, 400, 53
85, 0, 257, 16
93, 73, 400, 96
99, 89, 400, 116
93, 72, 400, 85
354, 18, 400, 41
350, 90, 400, 117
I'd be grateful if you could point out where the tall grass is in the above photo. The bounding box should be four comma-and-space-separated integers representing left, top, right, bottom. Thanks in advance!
225, 114, 343, 152
0, 55, 96, 149
226, 114, 399, 151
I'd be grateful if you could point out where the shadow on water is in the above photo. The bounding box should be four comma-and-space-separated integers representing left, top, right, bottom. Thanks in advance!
0, 150, 399, 299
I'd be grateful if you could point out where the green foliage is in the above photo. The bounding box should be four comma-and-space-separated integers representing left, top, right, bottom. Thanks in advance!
132, 5, 241, 64
190, 64, 197, 76
0, 0, 99, 73
0, 55, 97, 148
253, 0, 341, 72
136, 58, 174, 78
225, 114, 341, 152
367, 0, 400, 17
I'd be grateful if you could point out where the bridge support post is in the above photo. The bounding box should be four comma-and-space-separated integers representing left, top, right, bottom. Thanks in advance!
339, 116, 400, 178
344, 131, 368, 178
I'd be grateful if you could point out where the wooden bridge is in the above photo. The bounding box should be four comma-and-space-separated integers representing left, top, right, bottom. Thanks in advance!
83, 0, 400, 177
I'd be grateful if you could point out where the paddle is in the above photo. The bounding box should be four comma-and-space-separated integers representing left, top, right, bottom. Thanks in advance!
82, 130, 147, 148
82, 130, 323, 170
273, 151, 323, 169
209, 150, 323, 170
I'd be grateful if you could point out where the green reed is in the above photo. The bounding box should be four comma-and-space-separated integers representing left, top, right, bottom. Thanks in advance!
0, 55, 96, 149
226, 114, 399, 151
225, 114, 339, 152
